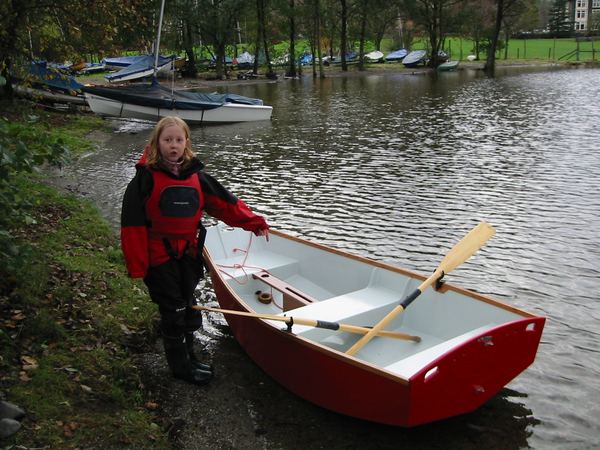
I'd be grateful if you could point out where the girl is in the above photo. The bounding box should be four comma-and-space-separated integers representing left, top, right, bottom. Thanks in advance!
121, 116, 269, 385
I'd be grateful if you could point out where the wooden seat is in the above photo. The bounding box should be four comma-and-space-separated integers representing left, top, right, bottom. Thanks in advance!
252, 270, 318, 311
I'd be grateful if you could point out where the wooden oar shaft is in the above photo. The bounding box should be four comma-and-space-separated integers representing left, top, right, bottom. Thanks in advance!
346, 221, 495, 356
192, 305, 421, 342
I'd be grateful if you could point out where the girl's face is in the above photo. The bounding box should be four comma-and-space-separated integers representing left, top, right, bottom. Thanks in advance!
158, 124, 188, 163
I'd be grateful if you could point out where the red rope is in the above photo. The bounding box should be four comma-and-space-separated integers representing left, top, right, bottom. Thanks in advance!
215, 234, 282, 310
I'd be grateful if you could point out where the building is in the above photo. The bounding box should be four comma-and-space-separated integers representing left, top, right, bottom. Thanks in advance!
570, 0, 600, 31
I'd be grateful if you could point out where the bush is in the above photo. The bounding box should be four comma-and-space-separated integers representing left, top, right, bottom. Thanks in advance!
0, 115, 70, 269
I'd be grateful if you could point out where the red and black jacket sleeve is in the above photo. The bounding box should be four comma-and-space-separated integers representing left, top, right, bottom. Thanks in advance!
120, 167, 153, 278
199, 171, 268, 233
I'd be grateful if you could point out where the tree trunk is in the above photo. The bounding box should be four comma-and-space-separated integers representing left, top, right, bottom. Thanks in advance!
287, 0, 297, 77
182, 20, 197, 77
314, 0, 325, 78
340, 0, 348, 71
358, 0, 367, 71
485, 0, 504, 76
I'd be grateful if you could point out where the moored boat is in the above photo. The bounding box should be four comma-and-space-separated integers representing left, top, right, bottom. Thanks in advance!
82, 82, 273, 124
437, 60, 460, 71
364, 50, 384, 62
402, 49, 427, 67
105, 55, 173, 83
385, 48, 408, 62
198, 222, 545, 427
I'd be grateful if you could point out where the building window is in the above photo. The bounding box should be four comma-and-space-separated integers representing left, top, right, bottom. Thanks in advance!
577, 0, 586, 7
577, 10, 586, 18
593, 0, 600, 8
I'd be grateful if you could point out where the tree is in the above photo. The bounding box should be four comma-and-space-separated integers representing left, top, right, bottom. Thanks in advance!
591, 12, 600, 32
461, 0, 496, 61
195, 0, 246, 79
254, 0, 275, 78
357, 0, 368, 70
307, 0, 325, 78
402, 0, 463, 67
367, 1, 405, 52
548, 0, 573, 36
484, 0, 525, 76
340, 0, 349, 71
286, 0, 298, 77
167, 0, 202, 77
0, 0, 152, 98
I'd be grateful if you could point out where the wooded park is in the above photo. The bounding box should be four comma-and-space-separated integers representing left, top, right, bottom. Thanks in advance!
1, 0, 598, 90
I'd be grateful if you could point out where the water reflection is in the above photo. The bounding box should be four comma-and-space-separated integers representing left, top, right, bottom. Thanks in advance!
61, 66, 600, 449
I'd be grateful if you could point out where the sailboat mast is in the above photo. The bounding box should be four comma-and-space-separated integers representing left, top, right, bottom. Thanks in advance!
153, 0, 166, 79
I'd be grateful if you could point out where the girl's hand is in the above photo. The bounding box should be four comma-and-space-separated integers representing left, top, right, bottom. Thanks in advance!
254, 228, 269, 241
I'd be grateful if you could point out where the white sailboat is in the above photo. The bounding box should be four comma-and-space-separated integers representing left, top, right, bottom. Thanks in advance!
84, 0, 273, 124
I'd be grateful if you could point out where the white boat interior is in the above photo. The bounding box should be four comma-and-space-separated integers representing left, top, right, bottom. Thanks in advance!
205, 224, 533, 379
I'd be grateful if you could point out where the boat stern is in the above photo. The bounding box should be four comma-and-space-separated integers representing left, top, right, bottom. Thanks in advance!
405, 316, 545, 426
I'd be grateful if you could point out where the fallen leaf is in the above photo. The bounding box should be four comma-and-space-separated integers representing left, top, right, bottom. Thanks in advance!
21, 355, 38, 371
80, 384, 92, 393
145, 401, 159, 410
19, 371, 31, 382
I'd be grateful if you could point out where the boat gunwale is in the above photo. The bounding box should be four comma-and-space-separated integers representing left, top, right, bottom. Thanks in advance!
266, 229, 536, 319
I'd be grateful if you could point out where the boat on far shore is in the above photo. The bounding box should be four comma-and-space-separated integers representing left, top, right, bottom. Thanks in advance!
437, 60, 460, 71
385, 48, 408, 62
364, 50, 384, 63
402, 50, 428, 67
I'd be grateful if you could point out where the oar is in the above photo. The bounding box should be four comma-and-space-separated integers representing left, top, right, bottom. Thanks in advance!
192, 305, 421, 342
346, 221, 496, 356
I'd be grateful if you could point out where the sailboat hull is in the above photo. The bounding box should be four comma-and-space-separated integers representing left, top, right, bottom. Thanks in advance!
84, 92, 273, 123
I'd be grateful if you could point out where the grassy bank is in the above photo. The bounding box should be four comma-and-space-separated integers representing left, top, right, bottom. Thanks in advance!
0, 105, 170, 448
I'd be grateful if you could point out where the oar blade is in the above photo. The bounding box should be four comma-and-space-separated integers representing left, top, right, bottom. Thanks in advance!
439, 221, 495, 274
346, 221, 495, 356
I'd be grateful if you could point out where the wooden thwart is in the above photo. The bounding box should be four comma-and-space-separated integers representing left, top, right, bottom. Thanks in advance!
252, 270, 317, 311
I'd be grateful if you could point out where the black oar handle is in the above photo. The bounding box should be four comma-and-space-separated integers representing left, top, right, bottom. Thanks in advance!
400, 288, 421, 309
315, 320, 340, 331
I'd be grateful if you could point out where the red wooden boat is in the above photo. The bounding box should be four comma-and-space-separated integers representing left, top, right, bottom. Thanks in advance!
198, 223, 545, 427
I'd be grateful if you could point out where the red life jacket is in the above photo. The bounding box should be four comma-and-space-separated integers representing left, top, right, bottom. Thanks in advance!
146, 169, 203, 260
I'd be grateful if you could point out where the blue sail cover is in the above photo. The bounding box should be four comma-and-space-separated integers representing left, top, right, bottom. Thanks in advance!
28, 61, 83, 92
105, 55, 172, 82
385, 49, 408, 61
82, 82, 264, 110
102, 55, 149, 68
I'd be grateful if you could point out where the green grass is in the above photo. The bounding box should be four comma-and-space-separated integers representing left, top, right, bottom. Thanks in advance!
389, 36, 600, 62
0, 106, 171, 449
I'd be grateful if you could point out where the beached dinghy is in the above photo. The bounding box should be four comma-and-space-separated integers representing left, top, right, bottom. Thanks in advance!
197, 222, 545, 427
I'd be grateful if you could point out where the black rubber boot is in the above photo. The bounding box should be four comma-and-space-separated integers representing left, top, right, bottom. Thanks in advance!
163, 334, 212, 386
184, 332, 214, 373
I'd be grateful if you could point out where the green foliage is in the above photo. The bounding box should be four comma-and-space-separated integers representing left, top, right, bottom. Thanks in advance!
1, 167, 166, 448
0, 115, 70, 267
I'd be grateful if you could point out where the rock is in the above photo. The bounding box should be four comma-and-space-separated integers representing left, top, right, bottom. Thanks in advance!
0, 401, 25, 420
0, 418, 21, 439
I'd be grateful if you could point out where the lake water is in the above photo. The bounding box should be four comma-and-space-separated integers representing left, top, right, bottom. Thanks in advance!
65, 65, 600, 449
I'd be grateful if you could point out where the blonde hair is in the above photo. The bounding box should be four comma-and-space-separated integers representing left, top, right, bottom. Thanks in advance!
145, 116, 195, 168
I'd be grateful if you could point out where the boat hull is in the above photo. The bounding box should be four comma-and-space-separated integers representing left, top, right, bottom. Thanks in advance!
402, 50, 427, 67
105, 61, 172, 83
84, 93, 273, 123
437, 60, 459, 71
203, 226, 545, 426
